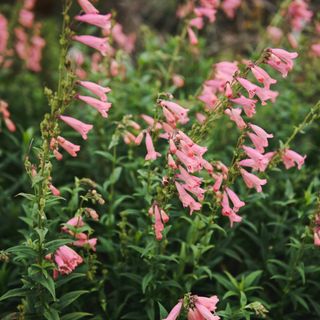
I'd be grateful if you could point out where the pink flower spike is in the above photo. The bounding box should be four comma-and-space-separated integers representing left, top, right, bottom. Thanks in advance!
226, 187, 245, 211
163, 301, 183, 320
236, 77, 258, 98
250, 64, 277, 89
240, 168, 267, 192
77, 0, 99, 14
73, 35, 111, 56
145, 132, 161, 161
75, 13, 112, 31
224, 108, 247, 130
77, 81, 111, 101
282, 149, 306, 170
60, 115, 93, 140
54, 245, 83, 275
78, 95, 111, 118
57, 136, 80, 157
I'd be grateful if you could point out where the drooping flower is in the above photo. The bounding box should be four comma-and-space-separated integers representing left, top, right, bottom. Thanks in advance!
60, 115, 93, 140
77, 80, 111, 101
249, 64, 277, 89
163, 301, 183, 320
73, 35, 111, 56
224, 108, 246, 129
75, 13, 112, 31
159, 100, 189, 125
230, 94, 257, 117
145, 132, 161, 160
175, 182, 202, 215
78, 95, 112, 118
240, 168, 267, 192
77, 0, 99, 14
57, 136, 81, 157
54, 245, 83, 276
282, 149, 306, 170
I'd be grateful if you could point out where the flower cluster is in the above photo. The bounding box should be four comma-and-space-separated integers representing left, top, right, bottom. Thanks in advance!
164, 294, 220, 320
0, 0, 46, 71
267, 0, 312, 49
0, 99, 16, 132
50, 0, 112, 162
177, 0, 241, 46
62, 215, 97, 252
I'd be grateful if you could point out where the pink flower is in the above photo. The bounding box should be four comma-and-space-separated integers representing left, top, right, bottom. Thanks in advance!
221, 192, 242, 227
78, 95, 112, 118
311, 44, 320, 57
77, 81, 111, 101
188, 27, 198, 45
198, 85, 218, 109
4, 118, 16, 132
57, 136, 80, 157
175, 182, 201, 215
85, 208, 99, 221
249, 124, 273, 144
0, 15, 8, 54
242, 146, 272, 172
221, 0, 241, 19
168, 154, 178, 169
194, 7, 217, 23
49, 184, 60, 197
73, 35, 111, 56
194, 302, 220, 320
196, 112, 207, 124
149, 203, 169, 240
230, 95, 257, 118
159, 100, 189, 124
60, 115, 93, 140
141, 114, 162, 130
19, 9, 34, 28
112, 23, 136, 53
189, 17, 204, 30
175, 150, 201, 173
145, 132, 161, 160
62, 216, 85, 234
254, 87, 279, 105
226, 187, 245, 211
224, 108, 246, 129
163, 301, 183, 320
267, 26, 283, 43
212, 174, 223, 192
267, 48, 298, 77
287, 0, 312, 32
240, 168, 267, 192
54, 245, 83, 276
314, 230, 320, 246
73, 235, 97, 251
172, 74, 185, 87
75, 13, 112, 31
282, 149, 306, 170
177, 165, 203, 188
249, 64, 277, 89
236, 77, 257, 98
77, 0, 99, 14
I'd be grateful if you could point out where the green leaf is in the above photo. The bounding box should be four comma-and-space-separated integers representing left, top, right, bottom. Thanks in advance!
0, 288, 26, 302
61, 312, 92, 320
142, 272, 153, 294
158, 302, 168, 318
56, 290, 88, 310
44, 307, 60, 320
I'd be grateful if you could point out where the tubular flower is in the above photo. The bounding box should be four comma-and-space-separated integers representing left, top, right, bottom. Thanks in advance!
221, 191, 242, 226
230, 94, 257, 117
266, 48, 298, 77
159, 100, 190, 125
240, 168, 267, 192
77, 95, 112, 118
73, 35, 111, 56
77, 81, 111, 101
145, 132, 161, 160
57, 136, 80, 157
224, 108, 246, 129
149, 203, 169, 240
175, 182, 202, 215
282, 149, 306, 170
75, 13, 112, 31
77, 0, 99, 14
249, 63, 277, 89
54, 245, 83, 276
60, 115, 93, 140
163, 301, 183, 320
